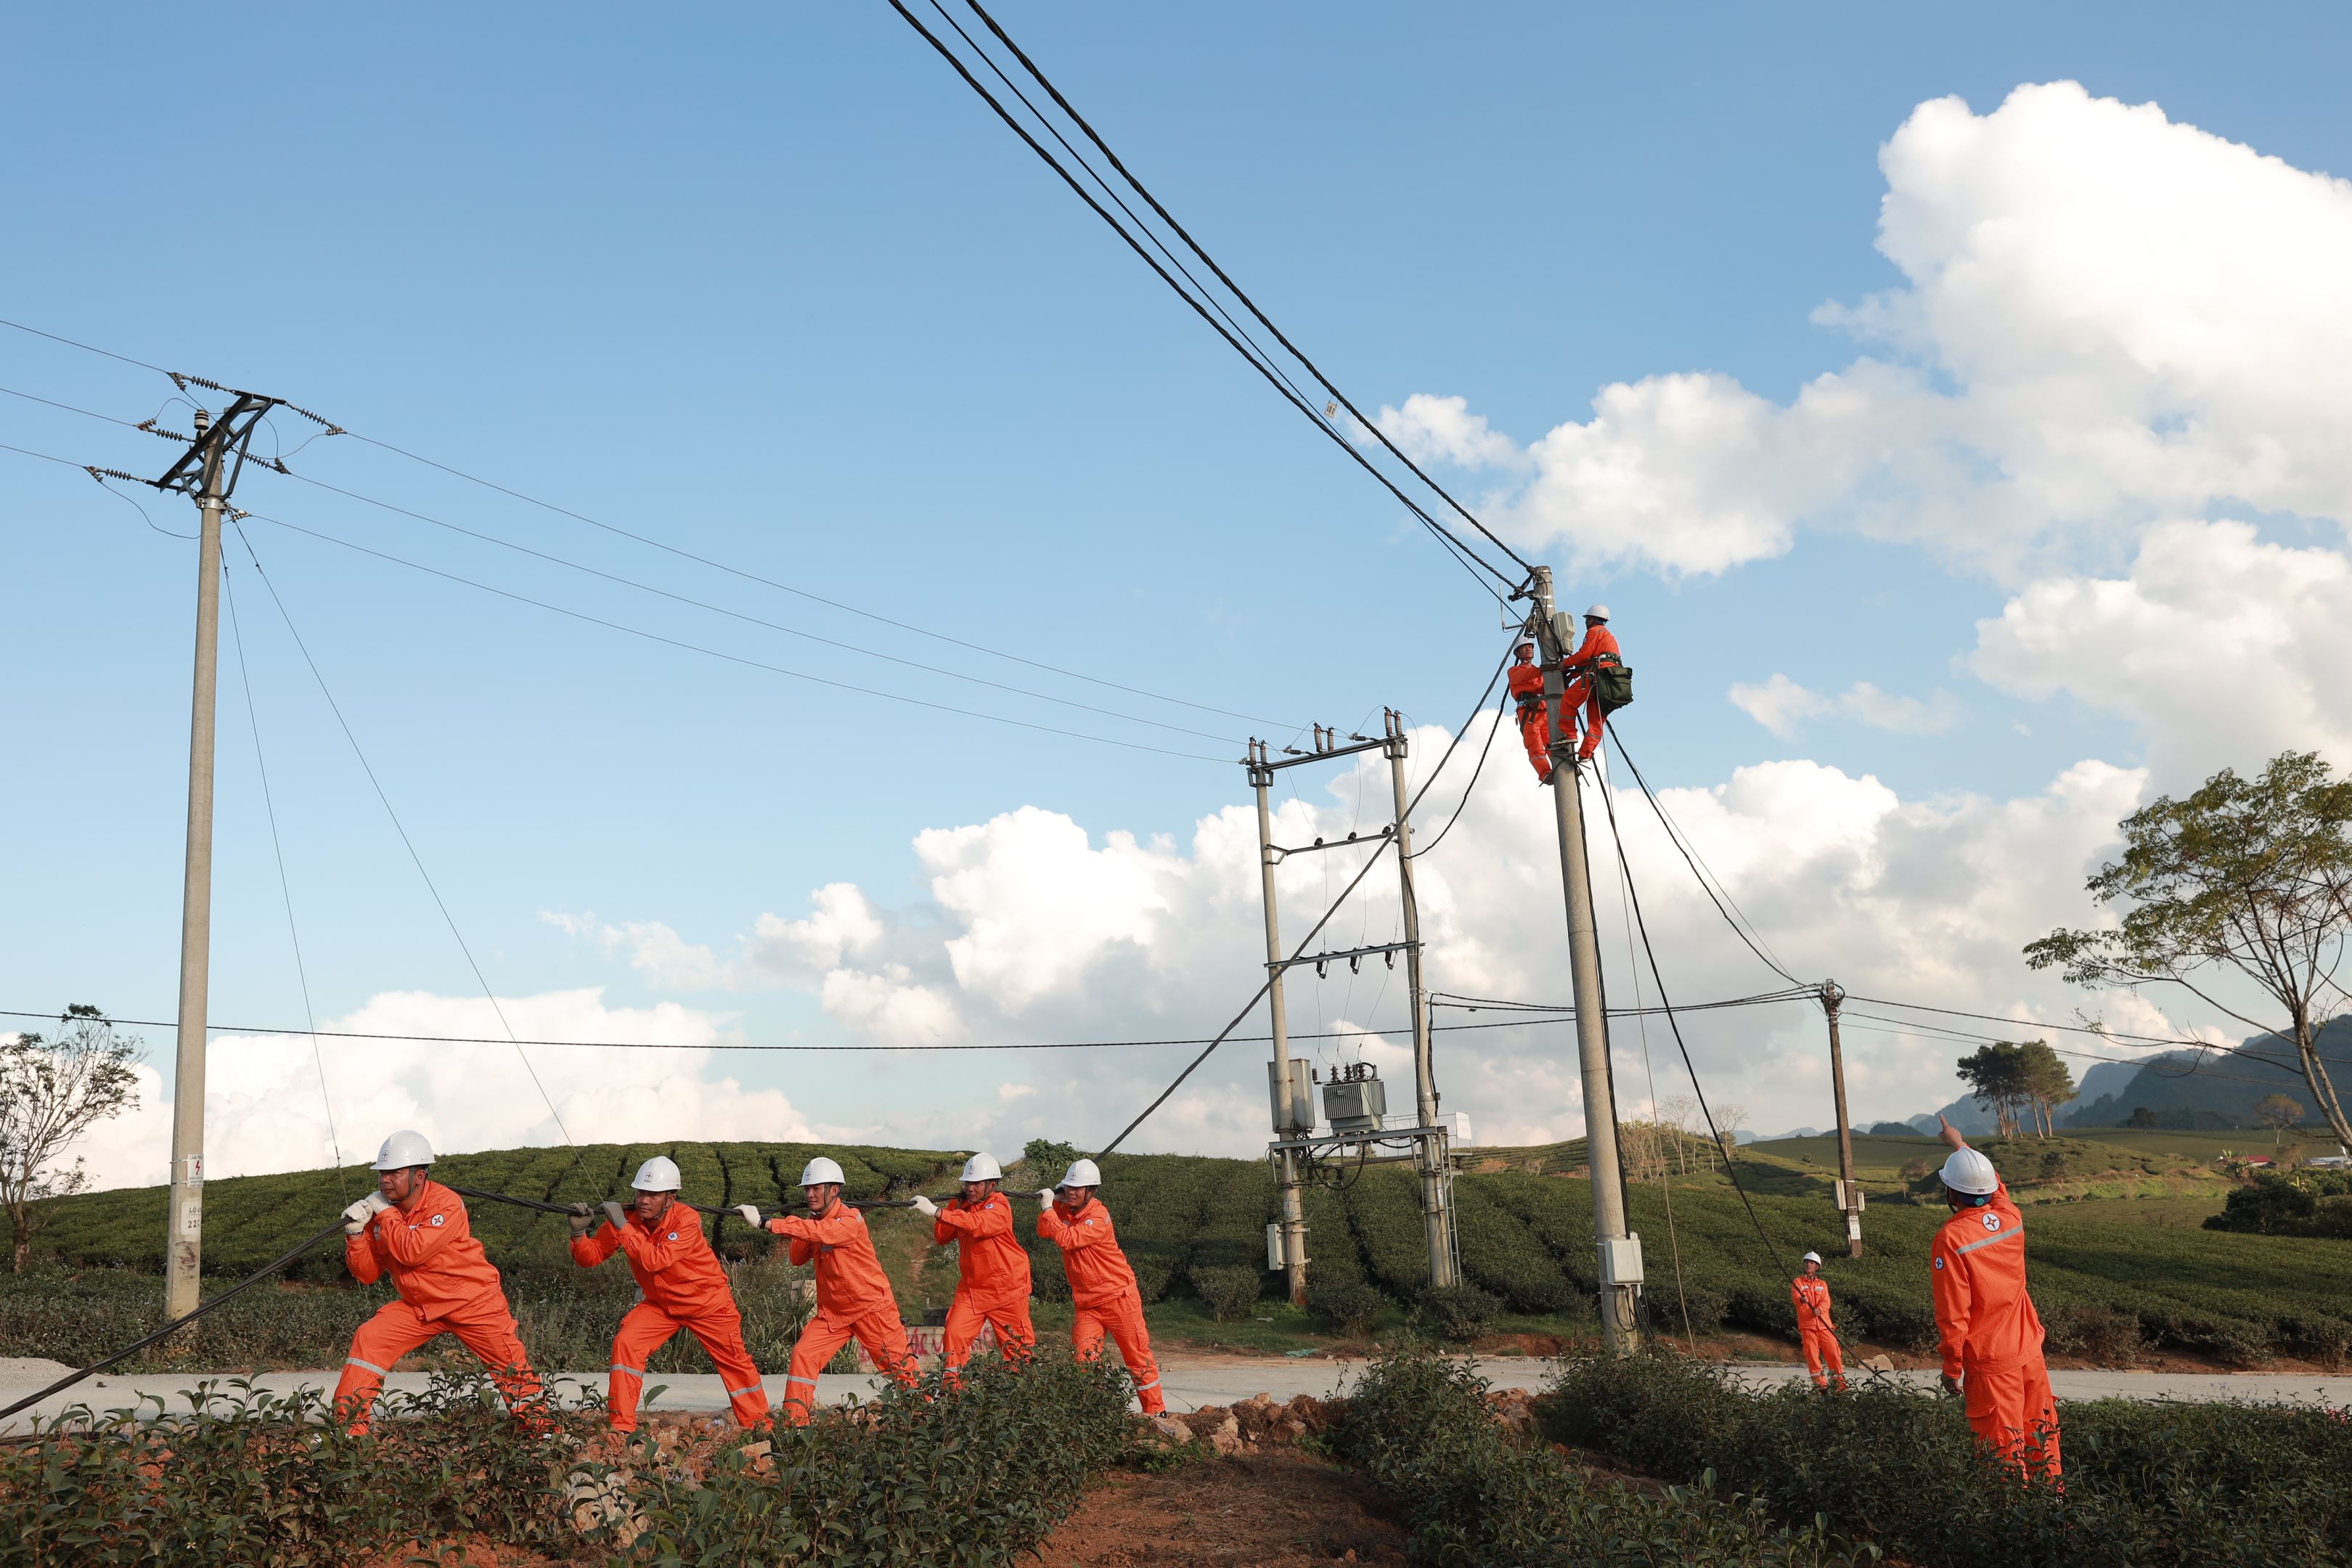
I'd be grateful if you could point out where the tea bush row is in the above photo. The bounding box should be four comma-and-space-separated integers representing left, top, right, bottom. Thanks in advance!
1545, 1351, 2352, 1567
1329, 1344, 1874, 1567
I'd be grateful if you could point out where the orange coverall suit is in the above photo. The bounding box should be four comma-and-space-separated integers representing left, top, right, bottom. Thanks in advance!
1932, 1180, 2062, 1479
933, 1192, 1036, 1380
1040, 1195, 1164, 1414
1506, 659, 1558, 781
333, 1180, 542, 1434
571, 1206, 769, 1432
1562, 623, 1621, 761
765, 1202, 917, 1424
1790, 1273, 1845, 1389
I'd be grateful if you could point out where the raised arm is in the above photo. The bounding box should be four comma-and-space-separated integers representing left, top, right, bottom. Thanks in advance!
1937, 1114, 1968, 1153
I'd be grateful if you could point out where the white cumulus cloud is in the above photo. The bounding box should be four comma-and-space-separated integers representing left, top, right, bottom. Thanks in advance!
1729, 674, 1958, 738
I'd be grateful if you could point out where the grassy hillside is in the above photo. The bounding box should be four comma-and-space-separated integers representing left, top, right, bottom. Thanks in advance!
9, 1130, 2350, 1370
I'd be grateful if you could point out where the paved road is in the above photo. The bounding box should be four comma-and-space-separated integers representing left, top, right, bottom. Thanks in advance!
7, 1357, 2346, 1434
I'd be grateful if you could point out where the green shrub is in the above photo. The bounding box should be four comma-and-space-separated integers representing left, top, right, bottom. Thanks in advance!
1543, 1350, 2352, 1568
1410, 1283, 1500, 1343
1188, 1264, 1263, 1323
1307, 1278, 1387, 1336
1331, 1344, 1871, 1567
599, 1352, 1134, 1564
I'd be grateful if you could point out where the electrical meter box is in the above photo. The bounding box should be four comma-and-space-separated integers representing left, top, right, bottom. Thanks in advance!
1266, 1060, 1314, 1135
1321, 1063, 1387, 1133
1265, 1222, 1283, 1272
1832, 1180, 1866, 1212
1597, 1233, 1645, 1287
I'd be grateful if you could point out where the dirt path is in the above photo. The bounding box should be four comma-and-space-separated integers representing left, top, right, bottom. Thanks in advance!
1035, 1450, 1408, 1567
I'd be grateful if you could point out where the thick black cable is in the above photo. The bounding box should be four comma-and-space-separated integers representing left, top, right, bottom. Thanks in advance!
240, 508, 1230, 764
0, 1220, 348, 1424
1608, 733, 1800, 984
229, 524, 576, 1145
221, 562, 346, 1199
885, 0, 1516, 601
1591, 764, 1892, 1384
279, 468, 1240, 746
959, 0, 1538, 585
1405, 642, 1514, 859
1095, 835, 1402, 1159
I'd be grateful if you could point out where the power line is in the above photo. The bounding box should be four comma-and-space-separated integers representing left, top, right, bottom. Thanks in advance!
1405, 640, 1515, 859
1607, 732, 1801, 985
0, 1005, 1575, 1054
220, 562, 346, 1198
277, 467, 1244, 745
236, 506, 1234, 763
884, 0, 1520, 603
227, 524, 574, 1146
0, 318, 1303, 732
955, 0, 1538, 587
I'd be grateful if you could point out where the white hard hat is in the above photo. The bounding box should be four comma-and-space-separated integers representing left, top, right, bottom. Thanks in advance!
372, 1130, 434, 1171
632, 1156, 682, 1193
1057, 1158, 1102, 1189
798, 1156, 846, 1187
960, 1152, 1003, 1183
1940, 1146, 1998, 1196
1801, 1251, 1821, 1265
1584, 603, 1611, 621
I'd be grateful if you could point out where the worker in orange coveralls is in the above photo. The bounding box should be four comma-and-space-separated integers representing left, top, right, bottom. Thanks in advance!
1506, 640, 1559, 782
569, 1155, 769, 1433
332, 1130, 545, 1436
1560, 604, 1622, 762
912, 1151, 1034, 1385
739, 1156, 918, 1425
1037, 1159, 1164, 1414
1931, 1115, 2062, 1480
1791, 1250, 1845, 1390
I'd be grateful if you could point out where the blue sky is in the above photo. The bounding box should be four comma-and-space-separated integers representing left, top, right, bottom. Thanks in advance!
8, 4, 2352, 1181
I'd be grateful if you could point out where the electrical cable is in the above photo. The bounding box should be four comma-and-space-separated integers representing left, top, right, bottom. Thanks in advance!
277, 468, 1245, 746
0, 1220, 348, 1424
221, 560, 346, 1199
956, 0, 1538, 586
884, 0, 1519, 604
0, 317, 1302, 733
238, 507, 1232, 764
1591, 759, 1893, 1386
0, 1005, 1573, 1053
1606, 732, 1802, 986
228, 523, 574, 1146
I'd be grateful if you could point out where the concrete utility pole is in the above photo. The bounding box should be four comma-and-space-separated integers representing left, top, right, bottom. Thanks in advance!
128, 389, 285, 1323
1530, 565, 1641, 1352
1386, 710, 1458, 1290
1249, 742, 1310, 1307
1822, 980, 1862, 1257
164, 412, 227, 1321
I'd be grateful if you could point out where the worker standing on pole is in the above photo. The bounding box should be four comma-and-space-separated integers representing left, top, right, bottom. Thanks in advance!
741, 1156, 918, 1425
1561, 605, 1622, 762
570, 1156, 769, 1434
1037, 1159, 1164, 1414
1930, 1116, 2062, 1479
1506, 640, 1556, 781
332, 1130, 546, 1436
1791, 1251, 1845, 1390
913, 1152, 1034, 1385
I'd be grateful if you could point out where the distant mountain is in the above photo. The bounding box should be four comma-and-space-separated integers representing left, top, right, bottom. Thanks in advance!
1757, 1126, 1821, 1141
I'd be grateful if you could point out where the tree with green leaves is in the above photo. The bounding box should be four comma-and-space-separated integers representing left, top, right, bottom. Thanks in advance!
0, 1005, 142, 1273
2255, 1093, 2306, 1146
1954, 1042, 2030, 1138
2016, 1041, 2077, 1138
2027, 751, 2352, 1153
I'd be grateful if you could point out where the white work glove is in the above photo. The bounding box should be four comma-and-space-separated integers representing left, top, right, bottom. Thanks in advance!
568, 1202, 595, 1237
601, 1201, 630, 1230
342, 1192, 388, 1234
910, 1194, 938, 1217
735, 1204, 764, 1229
1037, 1188, 1055, 1209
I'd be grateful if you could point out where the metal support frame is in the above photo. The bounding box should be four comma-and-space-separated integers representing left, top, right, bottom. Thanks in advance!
1244, 711, 1458, 1304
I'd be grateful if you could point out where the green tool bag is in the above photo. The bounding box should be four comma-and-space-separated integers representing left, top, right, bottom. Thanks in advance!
1589, 663, 1634, 714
